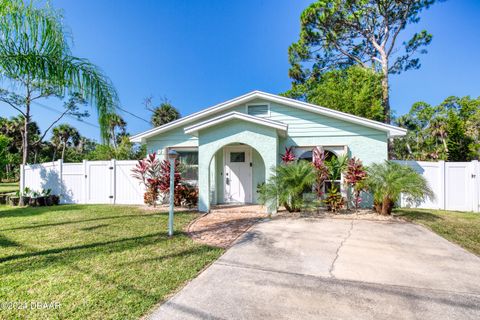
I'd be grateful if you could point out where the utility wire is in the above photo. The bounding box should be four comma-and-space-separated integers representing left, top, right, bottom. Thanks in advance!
32, 101, 100, 128
117, 105, 151, 124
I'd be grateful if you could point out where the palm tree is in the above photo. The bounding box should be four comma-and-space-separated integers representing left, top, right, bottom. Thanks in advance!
429, 117, 448, 153
364, 161, 434, 215
0, 1, 118, 164
52, 124, 80, 161
150, 102, 181, 127
258, 160, 317, 212
106, 113, 126, 148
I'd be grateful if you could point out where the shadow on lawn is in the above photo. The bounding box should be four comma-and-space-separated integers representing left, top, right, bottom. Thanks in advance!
0, 204, 84, 218
0, 212, 165, 232
0, 229, 211, 276
393, 209, 443, 222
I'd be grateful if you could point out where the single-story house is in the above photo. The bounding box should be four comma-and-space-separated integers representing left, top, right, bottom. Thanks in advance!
130, 91, 407, 212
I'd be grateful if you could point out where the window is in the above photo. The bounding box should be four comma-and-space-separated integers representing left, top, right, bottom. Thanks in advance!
230, 152, 245, 162
247, 104, 269, 117
177, 150, 198, 182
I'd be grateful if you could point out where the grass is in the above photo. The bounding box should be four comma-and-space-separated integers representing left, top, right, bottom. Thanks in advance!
0, 182, 18, 194
0, 204, 223, 319
394, 208, 480, 256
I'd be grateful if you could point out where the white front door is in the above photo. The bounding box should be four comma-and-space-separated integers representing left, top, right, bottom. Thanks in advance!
224, 146, 252, 203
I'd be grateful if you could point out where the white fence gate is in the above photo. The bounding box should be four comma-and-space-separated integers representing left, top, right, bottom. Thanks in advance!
20, 160, 145, 204
394, 160, 480, 212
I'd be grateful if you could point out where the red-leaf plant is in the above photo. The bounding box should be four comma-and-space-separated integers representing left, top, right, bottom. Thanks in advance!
159, 158, 182, 201
312, 147, 329, 197
132, 153, 163, 207
344, 157, 367, 211
281, 147, 296, 163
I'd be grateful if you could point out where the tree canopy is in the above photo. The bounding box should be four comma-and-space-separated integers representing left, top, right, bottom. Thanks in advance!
289, 0, 436, 122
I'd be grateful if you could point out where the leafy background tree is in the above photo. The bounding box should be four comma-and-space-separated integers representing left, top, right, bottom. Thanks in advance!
392, 96, 480, 161
284, 66, 385, 121
288, 0, 436, 123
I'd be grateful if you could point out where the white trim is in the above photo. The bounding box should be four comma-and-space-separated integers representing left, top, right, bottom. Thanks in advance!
183, 111, 288, 137
130, 91, 407, 142
246, 102, 271, 117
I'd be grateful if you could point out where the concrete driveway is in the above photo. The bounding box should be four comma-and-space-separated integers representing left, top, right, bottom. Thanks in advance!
148, 218, 480, 320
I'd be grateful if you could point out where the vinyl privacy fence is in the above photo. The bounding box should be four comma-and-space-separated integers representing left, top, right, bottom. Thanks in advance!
20, 160, 145, 205
21, 159, 480, 212
394, 160, 480, 213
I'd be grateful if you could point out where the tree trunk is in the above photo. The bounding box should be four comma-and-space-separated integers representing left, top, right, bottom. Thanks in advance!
22, 101, 30, 165
61, 142, 66, 161
381, 197, 394, 215
380, 57, 391, 124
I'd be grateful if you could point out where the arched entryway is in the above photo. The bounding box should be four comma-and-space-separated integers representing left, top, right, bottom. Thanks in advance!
195, 119, 281, 212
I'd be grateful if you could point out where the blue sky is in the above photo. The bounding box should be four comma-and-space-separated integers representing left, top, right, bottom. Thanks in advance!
2, 0, 480, 141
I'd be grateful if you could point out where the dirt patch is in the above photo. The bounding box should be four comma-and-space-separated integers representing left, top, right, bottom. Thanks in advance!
273, 207, 403, 222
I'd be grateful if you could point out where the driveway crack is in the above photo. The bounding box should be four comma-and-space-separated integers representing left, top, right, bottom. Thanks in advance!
328, 219, 354, 278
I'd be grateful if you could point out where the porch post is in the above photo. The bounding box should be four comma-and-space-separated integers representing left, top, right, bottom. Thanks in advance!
198, 146, 210, 212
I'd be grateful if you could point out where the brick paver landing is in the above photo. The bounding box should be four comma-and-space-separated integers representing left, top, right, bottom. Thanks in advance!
187, 205, 268, 248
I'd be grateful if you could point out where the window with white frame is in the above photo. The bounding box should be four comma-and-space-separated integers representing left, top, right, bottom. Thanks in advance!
176, 150, 198, 184
295, 147, 343, 195
247, 104, 269, 117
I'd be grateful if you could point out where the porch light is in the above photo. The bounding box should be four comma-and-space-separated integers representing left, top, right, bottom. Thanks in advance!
168, 150, 178, 237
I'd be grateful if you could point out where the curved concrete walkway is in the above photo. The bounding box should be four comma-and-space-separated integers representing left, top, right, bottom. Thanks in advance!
149, 218, 480, 319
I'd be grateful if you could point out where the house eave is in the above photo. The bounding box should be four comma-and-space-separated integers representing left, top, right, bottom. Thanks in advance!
184, 111, 288, 137
129, 90, 407, 142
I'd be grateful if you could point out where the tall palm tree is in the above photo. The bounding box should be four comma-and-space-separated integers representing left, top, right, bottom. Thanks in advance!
52, 124, 80, 161
106, 113, 126, 148
151, 102, 181, 127
0, 0, 118, 164
429, 117, 448, 153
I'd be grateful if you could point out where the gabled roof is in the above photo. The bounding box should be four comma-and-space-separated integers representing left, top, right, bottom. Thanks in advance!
184, 111, 288, 137
130, 91, 407, 143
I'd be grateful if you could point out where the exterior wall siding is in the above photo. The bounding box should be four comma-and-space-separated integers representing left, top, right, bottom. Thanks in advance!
146, 98, 388, 165
143, 98, 389, 210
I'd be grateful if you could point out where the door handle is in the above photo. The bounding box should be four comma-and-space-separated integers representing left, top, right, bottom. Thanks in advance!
226, 177, 230, 185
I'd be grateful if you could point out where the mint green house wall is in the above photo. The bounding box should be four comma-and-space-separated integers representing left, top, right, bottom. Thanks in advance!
144, 97, 389, 211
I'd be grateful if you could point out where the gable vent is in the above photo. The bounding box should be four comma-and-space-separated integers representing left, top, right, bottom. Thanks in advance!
247, 104, 269, 117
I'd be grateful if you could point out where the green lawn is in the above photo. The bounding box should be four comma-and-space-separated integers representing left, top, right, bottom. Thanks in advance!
0, 182, 18, 194
394, 208, 480, 256
0, 205, 223, 320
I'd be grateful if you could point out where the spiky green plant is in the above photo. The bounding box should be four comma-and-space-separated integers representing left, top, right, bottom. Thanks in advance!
258, 160, 317, 212
364, 161, 434, 215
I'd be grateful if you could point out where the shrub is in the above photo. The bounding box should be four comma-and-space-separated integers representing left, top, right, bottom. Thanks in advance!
312, 147, 329, 197
281, 146, 296, 163
258, 160, 317, 212
344, 157, 367, 211
323, 186, 345, 213
132, 153, 162, 207
174, 183, 198, 207
364, 161, 434, 215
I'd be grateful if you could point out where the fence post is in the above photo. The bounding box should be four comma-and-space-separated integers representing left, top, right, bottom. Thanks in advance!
438, 160, 446, 210
83, 160, 88, 204
472, 160, 479, 213
19, 164, 25, 193
57, 159, 63, 203
110, 159, 116, 205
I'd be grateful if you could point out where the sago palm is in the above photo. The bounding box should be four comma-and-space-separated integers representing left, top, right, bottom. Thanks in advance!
258, 160, 317, 212
364, 161, 434, 215
0, 0, 117, 164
